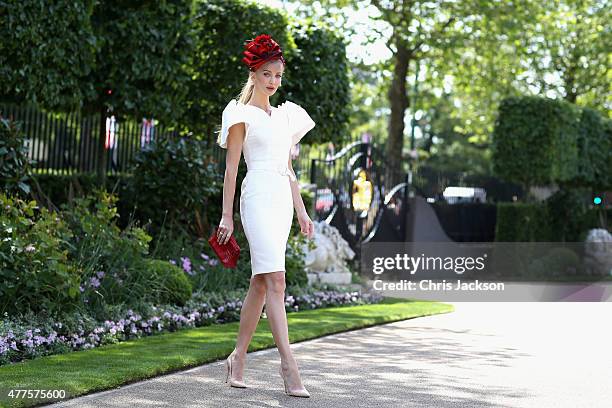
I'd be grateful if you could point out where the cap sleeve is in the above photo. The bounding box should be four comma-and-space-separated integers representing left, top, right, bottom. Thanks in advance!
216, 99, 247, 149
281, 100, 315, 146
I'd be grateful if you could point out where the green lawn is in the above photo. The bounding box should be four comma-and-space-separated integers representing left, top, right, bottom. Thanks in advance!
0, 297, 454, 407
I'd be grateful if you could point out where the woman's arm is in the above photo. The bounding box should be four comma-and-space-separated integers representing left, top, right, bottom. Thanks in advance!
288, 156, 314, 239
217, 123, 245, 244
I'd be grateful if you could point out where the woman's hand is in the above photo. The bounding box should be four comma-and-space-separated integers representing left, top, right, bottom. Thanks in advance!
297, 210, 315, 239
217, 215, 234, 245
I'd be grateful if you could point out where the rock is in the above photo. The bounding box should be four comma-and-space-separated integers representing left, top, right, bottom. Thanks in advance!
307, 271, 352, 285
302, 221, 355, 285
584, 228, 612, 276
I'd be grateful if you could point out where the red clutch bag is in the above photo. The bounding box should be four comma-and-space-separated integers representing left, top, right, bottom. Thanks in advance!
208, 228, 241, 268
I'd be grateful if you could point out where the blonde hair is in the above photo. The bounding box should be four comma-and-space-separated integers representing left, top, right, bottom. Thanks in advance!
215, 73, 254, 146
237, 73, 255, 104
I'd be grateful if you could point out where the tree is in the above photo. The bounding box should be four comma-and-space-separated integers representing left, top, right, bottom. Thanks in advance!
296, 0, 609, 188
298, 0, 531, 187
0, 0, 96, 111
522, 0, 610, 109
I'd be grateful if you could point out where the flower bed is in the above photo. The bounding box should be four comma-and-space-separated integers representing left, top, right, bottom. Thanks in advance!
0, 286, 382, 366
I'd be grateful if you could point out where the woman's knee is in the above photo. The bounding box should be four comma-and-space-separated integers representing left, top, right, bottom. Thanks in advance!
250, 275, 267, 295
263, 272, 286, 294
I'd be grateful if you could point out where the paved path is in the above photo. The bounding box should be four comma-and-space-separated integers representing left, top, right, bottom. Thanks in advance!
49, 302, 611, 408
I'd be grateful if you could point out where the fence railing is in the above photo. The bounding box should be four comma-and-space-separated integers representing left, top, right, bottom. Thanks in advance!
1, 102, 377, 183
0, 103, 181, 175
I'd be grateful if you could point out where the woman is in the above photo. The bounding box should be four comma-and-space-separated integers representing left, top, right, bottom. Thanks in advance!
216, 33, 316, 398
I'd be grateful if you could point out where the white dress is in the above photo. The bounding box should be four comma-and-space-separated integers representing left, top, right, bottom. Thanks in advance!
217, 99, 316, 275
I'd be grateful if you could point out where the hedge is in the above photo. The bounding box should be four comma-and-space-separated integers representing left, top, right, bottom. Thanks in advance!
495, 202, 612, 242
492, 96, 610, 190
492, 96, 580, 188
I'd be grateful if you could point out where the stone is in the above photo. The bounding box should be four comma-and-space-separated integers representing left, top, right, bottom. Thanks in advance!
584, 228, 612, 276
307, 271, 352, 285
301, 221, 355, 286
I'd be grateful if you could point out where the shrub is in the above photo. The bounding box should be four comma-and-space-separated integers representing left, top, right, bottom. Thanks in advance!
0, 193, 80, 317
0, 117, 31, 196
492, 96, 581, 191
526, 247, 581, 278
492, 96, 612, 193
128, 137, 221, 238
142, 259, 193, 306
151, 219, 252, 294
495, 202, 552, 242
544, 188, 590, 242
495, 201, 611, 243
57, 190, 155, 317
60, 190, 151, 277
286, 232, 311, 288
571, 107, 612, 189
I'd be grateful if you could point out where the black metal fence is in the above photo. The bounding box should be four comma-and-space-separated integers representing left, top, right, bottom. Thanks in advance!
307, 141, 410, 256
291, 133, 385, 185
0, 103, 181, 175
1, 103, 340, 181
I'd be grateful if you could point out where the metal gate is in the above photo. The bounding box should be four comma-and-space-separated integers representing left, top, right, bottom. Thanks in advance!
309, 141, 411, 258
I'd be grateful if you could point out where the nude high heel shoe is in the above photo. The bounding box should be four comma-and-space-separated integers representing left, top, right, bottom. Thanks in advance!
225, 350, 247, 388
279, 365, 310, 398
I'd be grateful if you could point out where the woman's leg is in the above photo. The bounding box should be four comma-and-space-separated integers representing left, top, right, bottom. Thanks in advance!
263, 271, 307, 391
231, 274, 267, 381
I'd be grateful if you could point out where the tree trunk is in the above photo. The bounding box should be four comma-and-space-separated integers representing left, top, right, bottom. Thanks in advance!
564, 67, 578, 103
385, 41, 411, 190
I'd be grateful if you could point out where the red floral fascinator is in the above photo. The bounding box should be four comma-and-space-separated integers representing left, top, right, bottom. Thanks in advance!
241, 33, 286, 71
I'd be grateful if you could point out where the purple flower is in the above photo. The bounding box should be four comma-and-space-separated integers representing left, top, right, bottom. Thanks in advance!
200, 253, 210, 260
169, 259, 177, 265
181, 256, 192, 274
96, 271, 105, 279
89, 276, 100, 288
0, 285, 381, 366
